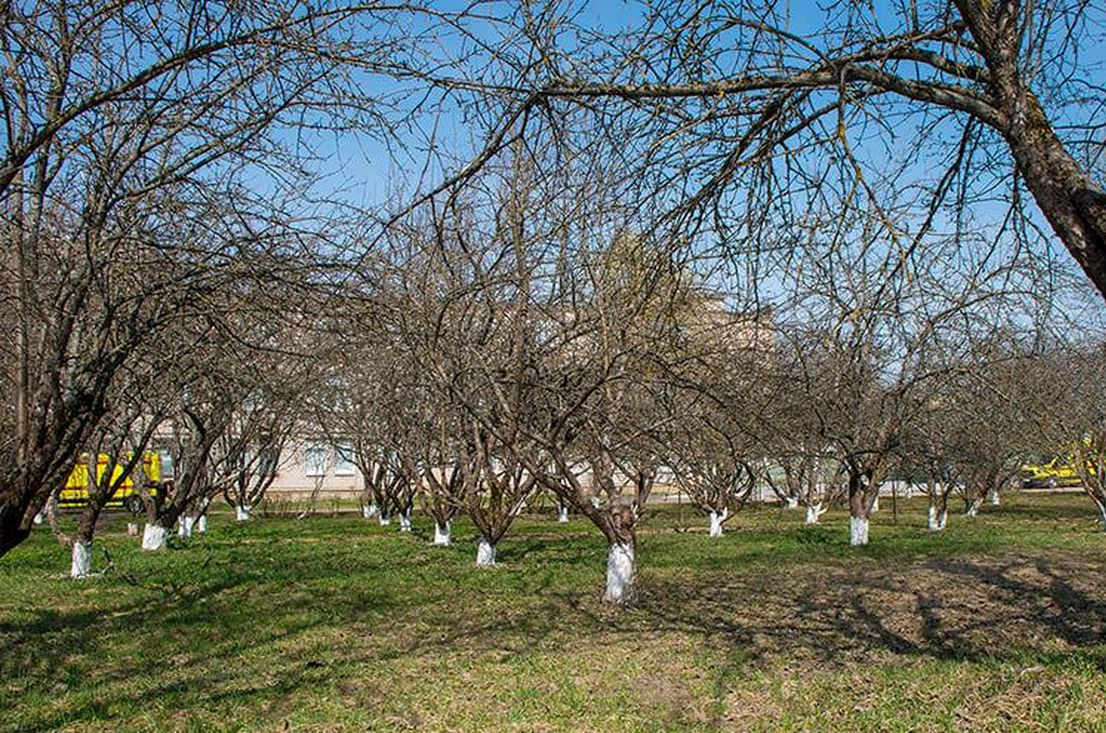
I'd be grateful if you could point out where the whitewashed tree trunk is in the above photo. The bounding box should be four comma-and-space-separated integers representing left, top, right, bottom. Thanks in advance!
236, 504, 253, 522
785, 497, 799, 510
849, 515, 870, 546
433, 521, 451, 545
197, 515, 208, 533
603, 542, 636, 604
70, 540, 92, 579
127, 522, 139, 537
927, 504, 939, 531
989, 489, 1001, 506
966, 498, 982, 517
805, 503, 825, 524
378, 513, 391, 527
1099, 506, 1106, 531
178, 515, 196, 538
708, 508, 728, 537
937, 509, 948, 530
141, 523, 169, 551
476, 536, 496, 566
557, 505, 570, 523
870, 495, 880, 513
362, 504, 378, 519
33, 509, 45, 525
398, 511, 412, 532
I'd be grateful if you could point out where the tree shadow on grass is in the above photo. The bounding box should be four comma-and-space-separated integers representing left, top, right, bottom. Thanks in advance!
629, 552, 1106, 671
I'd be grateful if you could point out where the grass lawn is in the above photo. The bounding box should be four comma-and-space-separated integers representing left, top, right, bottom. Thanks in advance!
3, 492, 1106, 732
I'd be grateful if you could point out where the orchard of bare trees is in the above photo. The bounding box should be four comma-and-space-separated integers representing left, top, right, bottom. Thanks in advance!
3, 0, 1106, 608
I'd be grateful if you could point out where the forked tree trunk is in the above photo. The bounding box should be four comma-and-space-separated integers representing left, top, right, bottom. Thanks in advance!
378, 512, 391, 527
805, 502, 825, 524
398, 509, 412, 532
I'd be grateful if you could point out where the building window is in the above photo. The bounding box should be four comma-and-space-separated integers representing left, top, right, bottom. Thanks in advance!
305, 441, 328, 477
334, 440, 356, 476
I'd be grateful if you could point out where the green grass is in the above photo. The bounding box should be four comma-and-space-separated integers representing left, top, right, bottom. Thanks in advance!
3, 493, 1106, 731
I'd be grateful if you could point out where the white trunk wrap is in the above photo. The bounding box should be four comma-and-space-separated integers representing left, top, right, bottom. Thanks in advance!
141, 523, 169, 551
603, 542, 636, 604
476, 537, 496, 566
70, 540, 92, 579
850, 516, 870, 546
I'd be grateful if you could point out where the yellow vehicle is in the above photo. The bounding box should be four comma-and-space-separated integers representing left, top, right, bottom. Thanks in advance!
1020, 454, 1084, 489
59, 451, 162, 513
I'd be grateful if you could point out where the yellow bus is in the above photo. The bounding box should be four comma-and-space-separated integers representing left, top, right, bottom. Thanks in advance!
59, 451, 163, 513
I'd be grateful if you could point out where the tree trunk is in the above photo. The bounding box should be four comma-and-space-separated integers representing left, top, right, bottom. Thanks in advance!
927, 503, 939, 531
235, 504, 252, 522
178, 515, 195, 537
557, 505, 570, 523
433, 520, 451, 545
708, 508, 727, 537
805, 502, 824, 524
197, 515, 207, 533
476, 536, 496, 566
141, 523, 169, 551
362, 503, 377, 519
989, 489, 1001, 506
398, 509, 412, 532
1000, 90, 1106, 299
603, 540, 636, 604
378, 512, 391, 527
848, 472, 873, 546
70, 539, 92, 579
966, 497, 983, 517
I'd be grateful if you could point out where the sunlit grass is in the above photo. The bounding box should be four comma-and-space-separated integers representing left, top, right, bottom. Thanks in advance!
2, 491, 1106, 731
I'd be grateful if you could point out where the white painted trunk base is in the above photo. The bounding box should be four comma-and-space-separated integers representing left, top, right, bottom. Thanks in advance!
70, 540, 92, 579
849, 516, 870, 546
1099, 509, 1106, 531
871, 496, 880, 513
378, 514, 392, 527
557, 506, 570, 523
990, 490, 1001, 506
805, 503, 825, 524
785, 497, 799, 510
197, 516, 207, 533
937, 510, 948, 531
927, 505, 939, 531
33, 510, 45, 525
476, 537, 496, 566
178, 516, 195, 538
127, 522, 139, 537
603, 543, 636, 604
708, 508, 728, 537
141, 523, 169, 551
398, 512, 412, 532
362, 504, 378, 519
433, 521, 452, 545
236, 505, 253, 522
966, 499, 982, 517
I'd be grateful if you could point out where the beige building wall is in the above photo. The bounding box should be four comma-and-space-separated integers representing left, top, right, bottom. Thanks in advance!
266, 438, 364, 501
